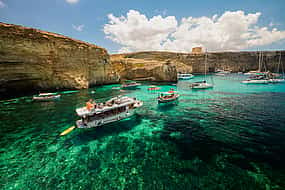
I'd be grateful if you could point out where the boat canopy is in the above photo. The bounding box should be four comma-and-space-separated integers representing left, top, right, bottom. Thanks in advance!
76, 96, 136, 117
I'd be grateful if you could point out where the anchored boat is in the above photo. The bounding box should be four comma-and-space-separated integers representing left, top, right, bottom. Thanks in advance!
215, 69, 231, 76
190, 52, 214, 89
158, 90, 179, 103
190, 81, 214, 89
33, 93, 61, 101
121, 81, 141, 90
148, 85, 161, 91
177, 73, 194, 80
75, 96, 143, 128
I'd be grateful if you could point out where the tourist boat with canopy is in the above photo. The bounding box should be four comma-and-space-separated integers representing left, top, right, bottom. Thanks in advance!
177, 73, 194, 80
75, 96, 143, 128
121, 80, 141, 90
158, 90, 179, 103
33, 92, 61, 101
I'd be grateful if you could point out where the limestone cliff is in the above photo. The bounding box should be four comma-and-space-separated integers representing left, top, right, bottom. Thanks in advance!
111, 51, 285, 74
1, 22, 285, 99
110, 53, 178, 82
0, 22, 119, 98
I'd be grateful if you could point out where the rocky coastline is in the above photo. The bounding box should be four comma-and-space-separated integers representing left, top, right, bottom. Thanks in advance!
1, 22, 284, 99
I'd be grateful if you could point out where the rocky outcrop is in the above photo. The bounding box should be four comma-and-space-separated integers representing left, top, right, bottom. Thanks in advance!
110, 54, 177, 82
0, 22, 119, 99
111, 51, 285, 74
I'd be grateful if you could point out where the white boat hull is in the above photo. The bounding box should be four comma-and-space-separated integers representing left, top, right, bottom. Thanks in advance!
33, 94, 61, 100
269, 79, 285, 83
191, 83, 214, 89
242, 80, 269, 84
178, 74, 194, 80
77, 109, 136, 128
178, 77, 193, 80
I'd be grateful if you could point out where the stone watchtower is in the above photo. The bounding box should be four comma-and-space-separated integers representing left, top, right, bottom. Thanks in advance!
192, 47, 203, 54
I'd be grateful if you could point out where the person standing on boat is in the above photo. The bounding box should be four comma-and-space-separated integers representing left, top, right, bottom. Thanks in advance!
86, 99, 95, 111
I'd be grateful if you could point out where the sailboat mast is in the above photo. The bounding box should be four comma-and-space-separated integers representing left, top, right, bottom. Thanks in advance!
280, 51, 285, 79
277, 51, 281, 73
258, 51, 261, 72
204, 51, 207, 80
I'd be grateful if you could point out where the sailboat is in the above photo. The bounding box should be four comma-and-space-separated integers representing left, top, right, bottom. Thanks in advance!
190, 51, 214, 89
244, 51, 266, 76
242, 51, 271, 84
269, 52, 285, 83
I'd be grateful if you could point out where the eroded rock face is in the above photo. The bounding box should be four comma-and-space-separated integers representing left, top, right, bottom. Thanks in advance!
0, 22, 119, 98
111, 51, 285, 74
110, 53, 178, 82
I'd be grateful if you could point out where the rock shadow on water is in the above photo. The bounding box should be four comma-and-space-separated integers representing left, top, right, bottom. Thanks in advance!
65, 115, 142, 145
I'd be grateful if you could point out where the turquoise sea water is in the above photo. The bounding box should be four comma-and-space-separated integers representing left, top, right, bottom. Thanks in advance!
1, 74, 285, 189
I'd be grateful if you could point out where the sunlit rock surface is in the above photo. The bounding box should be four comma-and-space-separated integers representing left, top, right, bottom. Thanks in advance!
0, 22, 119, 98
111, 51, 285, 74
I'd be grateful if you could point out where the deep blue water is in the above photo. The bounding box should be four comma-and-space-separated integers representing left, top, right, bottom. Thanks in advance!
0, 74, 285, 189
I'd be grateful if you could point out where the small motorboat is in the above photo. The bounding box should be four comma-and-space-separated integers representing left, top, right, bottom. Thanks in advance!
121, 81, 141, 90
177, 73, 194, 80
158, 90, 179, 103
33, 93, 61, 101
148, 85, 161, 91
190, 81, 214, 89
215, 69, 231, 76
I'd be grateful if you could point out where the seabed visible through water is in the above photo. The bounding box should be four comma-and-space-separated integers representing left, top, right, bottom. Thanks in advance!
1, 74, 285, 189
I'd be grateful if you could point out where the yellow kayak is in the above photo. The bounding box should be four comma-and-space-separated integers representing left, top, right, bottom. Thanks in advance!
60, 126, 76, 136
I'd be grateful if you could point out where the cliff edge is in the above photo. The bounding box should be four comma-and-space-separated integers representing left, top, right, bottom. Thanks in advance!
0, 22, 119, 98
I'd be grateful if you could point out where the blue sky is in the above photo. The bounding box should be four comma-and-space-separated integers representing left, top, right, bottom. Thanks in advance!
0, 0, 285, 53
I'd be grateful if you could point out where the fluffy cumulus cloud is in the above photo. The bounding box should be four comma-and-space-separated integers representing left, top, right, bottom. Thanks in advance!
0, 0, 6, 8
103, 10, 285, 53
65, 0, 79, 4
72, 24, 84, 32
104, 10, 177, 53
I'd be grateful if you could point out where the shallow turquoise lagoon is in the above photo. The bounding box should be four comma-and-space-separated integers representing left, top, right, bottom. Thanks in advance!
1, 74, 285, 189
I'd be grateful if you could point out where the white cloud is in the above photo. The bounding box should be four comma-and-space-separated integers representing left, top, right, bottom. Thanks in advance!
72, 24, 84, 32
65, 0, 79, 4
103, 10, 285, 53
0, 1, 6, 8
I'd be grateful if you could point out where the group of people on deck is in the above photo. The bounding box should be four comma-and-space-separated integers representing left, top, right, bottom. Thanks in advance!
86, 98, 120, 111
86, 99, 96, 110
